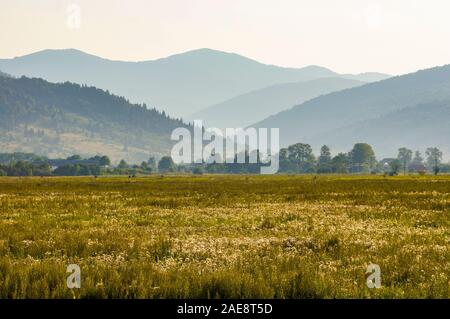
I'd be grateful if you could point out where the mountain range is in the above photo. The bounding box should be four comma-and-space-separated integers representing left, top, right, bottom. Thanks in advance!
1, 48, 449, 160
0, 75, 186, 163
253, 64, 450, 157
189, 77, 365, 128
0, 48, 390, 118
0, 70, 11, 78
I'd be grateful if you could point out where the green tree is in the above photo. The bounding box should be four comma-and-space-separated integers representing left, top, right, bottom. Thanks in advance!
287, 143, 316, 172
317, 145, 332, 173
99, 155, 111, 166
425, 147, 443, 175
410, 151, 425, 172
67, 155, 82, 161
349, 143, 376, 173
318, 145, 332, 164
53, 164, 80, 176
147, 157, 157, 171
278, 148, 292, 172
8, 161, 33, 176
158, 156, 175, 172
397, 147, 413, 175
33, 162, 52, 176
389, 159, 401, 175
118, 159, 128, 169
331, 153, 350, 173
78, 164, 91, 176
192, 166, 204, 175
140, 161, 152, 172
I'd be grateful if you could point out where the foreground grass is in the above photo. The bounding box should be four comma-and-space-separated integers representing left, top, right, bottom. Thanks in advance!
0, 175, 448, 298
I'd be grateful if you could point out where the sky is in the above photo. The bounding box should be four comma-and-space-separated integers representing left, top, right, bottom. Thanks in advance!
1, 0, 450, 75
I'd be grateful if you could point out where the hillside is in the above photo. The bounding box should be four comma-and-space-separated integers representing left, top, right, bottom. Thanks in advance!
189, 78, 365, 128
253, 65, 450, 157
340, 72, 391, 83
0, 76, 186, 162
309, 99, 450, 157
0, 48, 390, 117
0, 70, 11, 78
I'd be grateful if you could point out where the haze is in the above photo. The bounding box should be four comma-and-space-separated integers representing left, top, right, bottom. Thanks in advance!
1, 0, 450, 75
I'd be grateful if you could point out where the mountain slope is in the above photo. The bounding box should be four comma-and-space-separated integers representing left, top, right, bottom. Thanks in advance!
253, 64, 450, 155
0, 48, 390, 117
309, 99, 450, 157
0, 70, 11, 78
340, 72, 391, 82
0, 76, 186, 162
189, 78, 365, 128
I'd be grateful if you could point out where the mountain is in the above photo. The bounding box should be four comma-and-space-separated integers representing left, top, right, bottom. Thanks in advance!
0, 48, 390, 117
0, 70, 12, 78
0, 76, 187, 162
188, 78, 365, 128
253, 65, 450, 157
309, 99, 450, 157
340, 72, 391, 83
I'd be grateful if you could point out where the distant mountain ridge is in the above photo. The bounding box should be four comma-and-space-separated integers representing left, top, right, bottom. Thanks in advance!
189, 77, 365, 128
253, 64, 450, 157
339, 72, 391, 83
0, 48, 391, 117
0, 75, 187, 162
309, 98, 450, 156
0, 70, 12, 78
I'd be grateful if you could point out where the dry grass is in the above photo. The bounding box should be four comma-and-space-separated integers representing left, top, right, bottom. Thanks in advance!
0, 175, 448, 298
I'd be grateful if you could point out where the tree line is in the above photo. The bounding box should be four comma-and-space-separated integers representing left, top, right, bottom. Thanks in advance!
0, 143, 448, 176
170, 143, 449, 175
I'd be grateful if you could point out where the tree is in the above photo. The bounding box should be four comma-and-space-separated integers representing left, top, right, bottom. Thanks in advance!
397, 147, 413, 175
33, 162, 52, 176
287, 143, 316, 172
288, 143, 315, 163
99, 155, 111, 166
279, 148, 289, 161
158, 156, 175, 172
53, 164, 80, 176
389, 159, 401, 175
118, 159, 128, 169
78, 164, 91, 176
11, 161, 33, 176
425, 147, 443, 175
331, 153, 350, 173
140, 161, 149, 170
318, 145, 332, 164
349, 143, 376, 173
410, 151, 425, 173
147, 157, 157, 171
192, 166, 204, 175
278, 148, 292, 172
317, 145, 332, 174
67, 154, 82, 161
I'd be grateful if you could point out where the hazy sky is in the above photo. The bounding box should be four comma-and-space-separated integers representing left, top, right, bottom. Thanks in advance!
1, 0, 450, 75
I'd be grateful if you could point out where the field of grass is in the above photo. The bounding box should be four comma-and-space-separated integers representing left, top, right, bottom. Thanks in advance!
0, 175, 448, 298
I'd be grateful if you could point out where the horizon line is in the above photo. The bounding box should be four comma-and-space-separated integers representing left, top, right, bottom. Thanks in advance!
0, 47, 395, 77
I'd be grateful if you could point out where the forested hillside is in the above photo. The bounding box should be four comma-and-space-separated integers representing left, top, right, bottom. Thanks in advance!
0, 76, 187, 162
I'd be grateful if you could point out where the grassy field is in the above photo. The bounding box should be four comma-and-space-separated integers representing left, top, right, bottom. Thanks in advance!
0, 175, 448, 298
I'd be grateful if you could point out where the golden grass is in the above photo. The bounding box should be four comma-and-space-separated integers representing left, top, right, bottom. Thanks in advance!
0, 175, 448, 298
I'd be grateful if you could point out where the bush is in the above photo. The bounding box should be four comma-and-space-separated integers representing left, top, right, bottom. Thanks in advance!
193, 167, 204, 175
158, 156, 175, 173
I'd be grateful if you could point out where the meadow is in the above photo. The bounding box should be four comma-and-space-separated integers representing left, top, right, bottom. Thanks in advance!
0, 175, 448, 298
